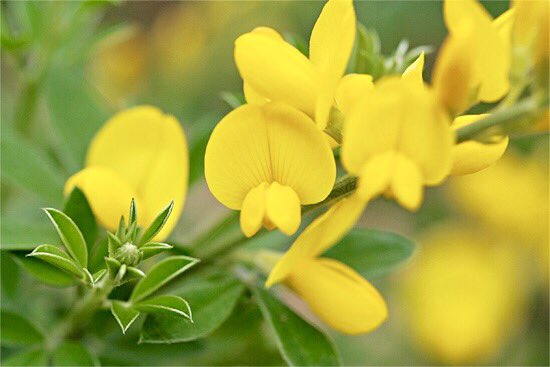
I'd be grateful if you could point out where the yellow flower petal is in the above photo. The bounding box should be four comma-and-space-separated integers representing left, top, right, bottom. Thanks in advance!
451, 115, 509, 176
287, 257, 388, 334
335, 74, 374, 116
356, 152, 394, 202
262, 102, 336, 204
65, 166, 141, 230
443, 0, 510, 102
342, 77, 453, 186
86, 106, 188, 240
309, 0, 356, 128
265, 182, 301, 236
401, 52, 425, 87
266, 194, 365, 286
432, 30, 475, 115
240, 183, 269, 238
243, 82, 269, 105
205, 103, 336, 210
391, 154, 423, 211
234, 31, 318, 118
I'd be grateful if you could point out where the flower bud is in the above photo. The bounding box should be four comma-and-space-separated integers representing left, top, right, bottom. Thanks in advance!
115, 242, 141, 266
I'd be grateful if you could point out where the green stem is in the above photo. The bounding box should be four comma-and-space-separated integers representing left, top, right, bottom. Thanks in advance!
47, 276, 115, 351
455, 97, 544, 143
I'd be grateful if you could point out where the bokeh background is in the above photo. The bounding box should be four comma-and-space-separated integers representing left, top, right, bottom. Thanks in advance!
1, 1, 548, 365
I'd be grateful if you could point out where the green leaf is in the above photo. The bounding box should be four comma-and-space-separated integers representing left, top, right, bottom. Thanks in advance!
46, 68, 110, 171
0, 310, 44, 346
54, 340, 99, 366
125, 266, 145, 280
323, 229, 415, 278
0, 217, 58, 251
107, 232, 122, 257
134, 295, 192, 320
111, 300, 140, 334
64, 187, 98, 252
0, 128, 65, 203
105, 257, 122, 278
1, 253, 19, 299
140, 242, 173, 260
92, 269, 107, 283
27, 244, 84, 278
140, 276, 245, 343
128, 198, 137, 225
2, 348, 48, 366
253, 287, 340, 366
219, 91, 245, 109
139, 201, 174, 245
130, 256, 198, 302
13, 254, 76, 287
44, 208, 88, 267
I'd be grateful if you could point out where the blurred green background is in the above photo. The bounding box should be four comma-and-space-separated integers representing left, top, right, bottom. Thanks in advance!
1, 1, 548, 365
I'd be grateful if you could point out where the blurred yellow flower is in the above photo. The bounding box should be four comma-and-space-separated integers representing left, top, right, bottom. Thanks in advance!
234, 0, 356, 130
65, 106, 189, 241
450, 114, 509, 175
266, 195, 387, 334
89, 26, 147, 107
204, 102, 336, 237
401, 225, 531, 364
341, 76, 453, 211
449, 153, 549, 279
433, 0, 513, 114
512, 0, 549, 67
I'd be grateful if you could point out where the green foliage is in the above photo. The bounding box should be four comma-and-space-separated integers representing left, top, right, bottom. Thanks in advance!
140, 275, 245, 343
0, 218, 58, 251
64, 187, 98, 252
27, 244, 86, 279
130, 256, 199, 302
0, 310, 44, 347
140, 242, 174, 260
324, 229, 415, 278
134, 295, 192, 320
111, 301, 141, 334
13, 254, 76, 287
0, 128, 65, 204
2, 348, 48, 367
54, 341, 99, 366
252, 286, 340, 366
44, 208, 88, 267
138, 201, 174, 245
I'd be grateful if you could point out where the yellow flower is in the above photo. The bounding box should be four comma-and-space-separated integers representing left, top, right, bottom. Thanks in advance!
433, 0, 514, 114
234, 0, 356, 130
400, 225, 530, 364
450, 114, 509, 175
341, 76, 454, 211
449, 153, 549, 279
65, 106, 189, 241
266, 195, 387, 334
204, 102, 336, 237
89, 26, 147, 107
512, 0, 549, 65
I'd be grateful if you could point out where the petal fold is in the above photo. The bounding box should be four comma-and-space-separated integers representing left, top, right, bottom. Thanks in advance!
241, 183, 269, 237
265, 183, 301, 236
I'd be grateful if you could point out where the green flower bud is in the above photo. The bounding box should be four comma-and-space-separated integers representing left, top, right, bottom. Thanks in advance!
115, 242, 141, 266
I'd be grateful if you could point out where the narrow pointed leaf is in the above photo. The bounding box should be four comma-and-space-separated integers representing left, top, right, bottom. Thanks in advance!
27, 245, 84, 278
63, 187, 98, 253
129, 198, 137, 225
107, 232, 121, 257
253, 286, 340, 366
130, 256, 198, 302
44, 208, 88, 267
126, 266, 145, 280
13, 254, 75, 287
92, 269, 107, 283
111, 300, 140, 334
139, 201, 174, 245
0, 310, 44, 346
116, 216, 126, 238
105, 257, 121, 278
140, 275, 244, 343
134, 295, 192, 320
140, 242, 173, 260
